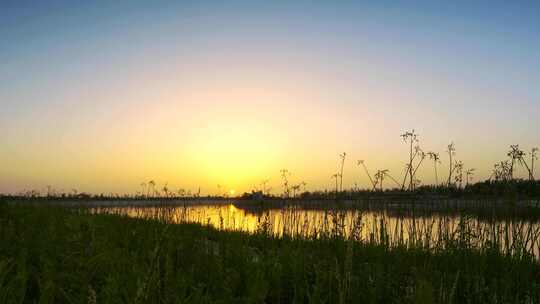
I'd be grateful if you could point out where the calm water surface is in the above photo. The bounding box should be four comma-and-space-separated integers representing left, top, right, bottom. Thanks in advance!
92, 202, 540, 257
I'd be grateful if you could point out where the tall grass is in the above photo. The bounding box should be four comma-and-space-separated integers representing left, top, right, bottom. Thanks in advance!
1, 202, 540, 303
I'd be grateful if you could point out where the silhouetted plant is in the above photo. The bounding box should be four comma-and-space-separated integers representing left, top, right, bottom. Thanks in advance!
162, 183, 169, 198
371, 169, 400, 191
504, 145, 538, 181
453, 161, 464, 188
514, 146, 536, 181
291, 184, 301, 198
465, 168, 475, 187
446, 142, 456, 186
374, 170, 392, 191
384, 170, 402, 188
491, 161, 511, 181
400, 163, 411, 190
339, 152, 346, 192
148, 180, 156, 198
427, 152, 441, 185
357, 160, 376, 190
410, 147, 426, 190
531, 147, 539, 181
401, 130, 418, 190
331, 173, 339, 194
140, 182, 147, 198
507, 145, 524, 180
373, 170, 384, 191
260, 179, 270, 195
280, 169, 291, 198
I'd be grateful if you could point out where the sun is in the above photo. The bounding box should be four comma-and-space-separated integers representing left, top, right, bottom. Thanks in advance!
229, 189, 236, 196
186, 122, 284, 192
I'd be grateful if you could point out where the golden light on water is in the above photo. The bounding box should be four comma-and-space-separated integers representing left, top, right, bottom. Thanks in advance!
94, 204, 540, 258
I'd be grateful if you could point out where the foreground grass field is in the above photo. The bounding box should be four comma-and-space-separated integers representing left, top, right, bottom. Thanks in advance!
1, 204, 540, 303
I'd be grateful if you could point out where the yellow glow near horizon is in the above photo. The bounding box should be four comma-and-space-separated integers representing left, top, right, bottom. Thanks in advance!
182, 118, 288, 192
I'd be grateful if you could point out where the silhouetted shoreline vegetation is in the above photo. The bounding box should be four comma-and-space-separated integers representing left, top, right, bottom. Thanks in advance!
5, 179, 540, 201
4, 131, 537, 201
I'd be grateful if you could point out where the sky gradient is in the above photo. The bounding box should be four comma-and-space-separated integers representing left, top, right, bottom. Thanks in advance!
1, 1, 540, 195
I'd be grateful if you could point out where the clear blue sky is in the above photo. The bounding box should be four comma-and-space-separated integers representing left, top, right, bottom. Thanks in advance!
1, 1, 539, 194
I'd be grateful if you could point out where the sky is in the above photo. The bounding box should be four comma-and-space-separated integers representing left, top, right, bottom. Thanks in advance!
1, 1, 539, 195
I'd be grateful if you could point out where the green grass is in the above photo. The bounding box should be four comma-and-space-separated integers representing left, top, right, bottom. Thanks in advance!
1, 203, 540, 303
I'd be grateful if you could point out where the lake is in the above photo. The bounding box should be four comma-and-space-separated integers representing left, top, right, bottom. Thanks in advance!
92, 201, 540, 258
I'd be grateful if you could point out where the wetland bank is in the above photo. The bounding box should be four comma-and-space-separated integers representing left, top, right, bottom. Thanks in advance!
2, 194, 540, 303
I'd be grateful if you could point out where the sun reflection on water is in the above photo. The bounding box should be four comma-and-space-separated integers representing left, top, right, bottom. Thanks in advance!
91, 202, 540, 259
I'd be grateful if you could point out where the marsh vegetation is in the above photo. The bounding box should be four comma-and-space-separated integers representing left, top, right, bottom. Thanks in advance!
2, 199, 540, 303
